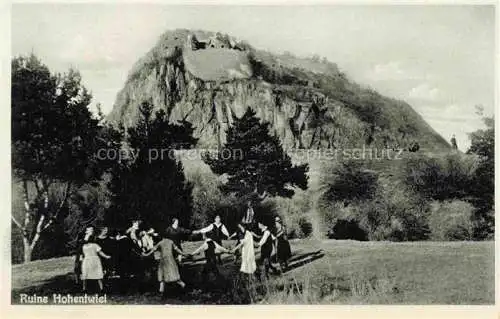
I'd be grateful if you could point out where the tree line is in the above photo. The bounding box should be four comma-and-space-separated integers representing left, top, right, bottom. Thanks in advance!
11, 54, 308, 263
11, 54, 494, 263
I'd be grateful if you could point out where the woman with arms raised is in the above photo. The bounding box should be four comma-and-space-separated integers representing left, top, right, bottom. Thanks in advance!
193, 214, 230, 264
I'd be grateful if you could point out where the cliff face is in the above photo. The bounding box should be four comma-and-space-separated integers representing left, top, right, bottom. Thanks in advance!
108, 29, 449, 150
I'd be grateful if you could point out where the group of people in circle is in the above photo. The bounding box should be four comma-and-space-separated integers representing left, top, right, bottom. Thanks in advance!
74, 201, 292, 294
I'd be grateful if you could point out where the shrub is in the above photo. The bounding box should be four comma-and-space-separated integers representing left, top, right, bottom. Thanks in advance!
405, 152, 493, 240
472, 209, 494, 240
270, 189, 315, 239
318, 198, 368, 240
298, 217, 314, 238
376, 179, 430, 241
184, 160, 317, 238
319, 200, 345, 236
357, 200, 392, 241
428, 200, 475, 241
405, 153, 479, 201
320, 160, 379, 203
185, 165, 224, 229
254, 200, 280, 229
330, 219, 367, 241
319, 176, 430, 241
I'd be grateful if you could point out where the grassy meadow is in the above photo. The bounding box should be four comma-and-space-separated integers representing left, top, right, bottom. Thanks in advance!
11, 239, 494, 305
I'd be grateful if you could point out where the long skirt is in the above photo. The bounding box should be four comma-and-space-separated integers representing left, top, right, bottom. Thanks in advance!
157, 256, 181, 282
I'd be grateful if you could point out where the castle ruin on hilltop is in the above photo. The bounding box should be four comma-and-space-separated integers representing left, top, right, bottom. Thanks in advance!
185, 32, 245, 51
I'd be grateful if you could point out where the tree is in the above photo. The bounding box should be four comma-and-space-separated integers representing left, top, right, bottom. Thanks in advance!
468, 117, 494, 159
467, 116, 494, 239
203, 107, 308, 205
11, 54, 116, 262
64, 180, 111, 254
107, 101, 197, 230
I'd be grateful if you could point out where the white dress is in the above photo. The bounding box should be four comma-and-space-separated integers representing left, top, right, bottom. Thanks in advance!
240, 230, 257, 274
81, 243, 104, 280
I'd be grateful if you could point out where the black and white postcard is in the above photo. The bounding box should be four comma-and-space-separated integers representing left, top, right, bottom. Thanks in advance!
4, 2, 497, 316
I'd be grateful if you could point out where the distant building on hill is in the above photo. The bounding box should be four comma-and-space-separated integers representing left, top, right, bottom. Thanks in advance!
186, 34, 206, 50
185, 33, 244, 51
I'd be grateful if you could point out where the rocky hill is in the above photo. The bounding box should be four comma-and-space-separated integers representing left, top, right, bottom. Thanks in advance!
108, 29, 450, 150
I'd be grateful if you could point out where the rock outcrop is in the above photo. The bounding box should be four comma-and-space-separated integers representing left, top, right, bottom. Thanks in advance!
108, 29, 449, 151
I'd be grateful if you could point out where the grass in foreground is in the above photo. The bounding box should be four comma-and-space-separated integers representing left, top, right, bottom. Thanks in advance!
11, 239, 494, 305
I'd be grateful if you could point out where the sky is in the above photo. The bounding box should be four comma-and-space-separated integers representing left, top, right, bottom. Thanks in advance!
11, 4, 496, 151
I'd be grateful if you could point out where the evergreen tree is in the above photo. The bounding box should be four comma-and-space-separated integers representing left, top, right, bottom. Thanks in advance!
203, 107, 308, 204
107, 101, 197, 230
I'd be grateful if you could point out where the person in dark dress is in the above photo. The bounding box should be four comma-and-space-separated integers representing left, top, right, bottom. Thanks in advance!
189, 233, 231, 284
96, 226, 114, 278
165, 218, 192, 263
228, 226, 244, 263
193, 215, 230, 264
114, 229, 136, 278
73, 230, 85, 284
256, 222, 278, 279
241, 200, 255, 231
274, 216, 292, 271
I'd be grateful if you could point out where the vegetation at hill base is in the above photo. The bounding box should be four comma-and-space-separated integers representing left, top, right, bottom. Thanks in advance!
11, 38, 494, 265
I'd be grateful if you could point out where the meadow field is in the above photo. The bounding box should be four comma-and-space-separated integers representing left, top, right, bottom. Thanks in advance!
11, 239, 494, 305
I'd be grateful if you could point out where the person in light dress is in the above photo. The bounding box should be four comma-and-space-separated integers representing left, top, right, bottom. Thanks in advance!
80, 234, 111, 292
231, 223, 257, 276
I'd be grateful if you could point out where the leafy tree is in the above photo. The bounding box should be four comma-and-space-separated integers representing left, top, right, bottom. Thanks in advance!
403, 115, 494, 240
203, 107, 308, 210
107, 101, 197, 230
64, 180, 111, 254
467, 116, 494, 239
11, 54, 117, 262
467, 116, 494, 171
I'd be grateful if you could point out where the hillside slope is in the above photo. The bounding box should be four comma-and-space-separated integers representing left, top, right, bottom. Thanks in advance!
108, 29, 449, 150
